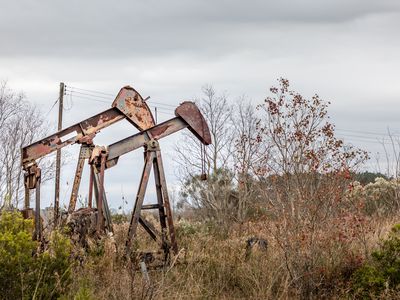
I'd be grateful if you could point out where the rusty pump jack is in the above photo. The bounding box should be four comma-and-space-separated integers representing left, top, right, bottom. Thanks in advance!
22, 86, 156, 240
90, 101, 211, 256
21, 86, 211, 258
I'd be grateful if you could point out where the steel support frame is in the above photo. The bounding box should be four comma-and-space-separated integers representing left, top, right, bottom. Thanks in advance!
21, 95, 211, 257
67, 144, 113, 233
126, 140, 178, 257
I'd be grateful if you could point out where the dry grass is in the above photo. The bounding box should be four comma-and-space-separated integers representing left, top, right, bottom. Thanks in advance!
64, 214, 397, 300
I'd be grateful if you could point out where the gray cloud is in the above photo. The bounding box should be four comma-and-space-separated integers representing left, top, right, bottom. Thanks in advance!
1, 0, 400, 208
1, 0, 399, 58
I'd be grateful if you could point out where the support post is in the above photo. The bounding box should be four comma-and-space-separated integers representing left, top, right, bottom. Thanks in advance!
93, 171, 113, 232
35, 168, 42, 240
126, 151, 154, 253
154, 150, 178, 254
24, 186, 30, 209
54, 82, 64, 225
97, 152, 107, 233
125, 140, 179, 259
153, 155, 168, 250
68, 144, 87, 213
88, 165, 94, 208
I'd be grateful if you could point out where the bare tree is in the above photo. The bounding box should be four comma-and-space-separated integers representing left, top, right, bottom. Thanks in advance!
0, 81, 54, 208
232, 97, 266, 222
175, 85, 238, 229
174, 85, 234, 178
376, 129, 400, 179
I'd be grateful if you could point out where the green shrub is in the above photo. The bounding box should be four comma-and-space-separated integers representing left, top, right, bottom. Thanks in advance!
176, 220, 199, 238
111, 213, 128, 224
351, 224, 400, 298
0, 211, 73, 299
0, 210, 37, 299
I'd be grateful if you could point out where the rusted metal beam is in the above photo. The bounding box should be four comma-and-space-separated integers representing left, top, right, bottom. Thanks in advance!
153, 156, 168, 248
126, 151, 154, 253
106, 102, 212, 166
96, 152, 107, 233
154, 150, 178, 254
139, 216, 162, 244
21, 85, 156, 169
68, 145, 92, 213
35, 168, 41, 240
24, 186, 30, 209
141, 204, 160, 210
22, 108, 122, 167
107, 117, 186, 164
93, 169, 113, 232
88, 165, 94, 208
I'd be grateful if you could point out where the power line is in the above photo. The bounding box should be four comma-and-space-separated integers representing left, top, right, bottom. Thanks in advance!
147, 100, 177, 108
66, 85, 114, 97
66, 89, 111, 100
67, 84, 179, 110
337, 136, 396, 146
336, 128, 400, 137
65, 93, 109, 104
337, 133, 386, 141
45, 97, 60, 117
65, 92, 175, 119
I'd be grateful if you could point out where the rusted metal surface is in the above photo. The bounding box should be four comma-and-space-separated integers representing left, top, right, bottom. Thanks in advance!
22, 108, 122, 167
96, 151, 107, 233
93, 168, 113, 233
34, 167, 42, 240
175, 101, 212, 145
24, 188, 30, 209
107, 102, 212, 164
153, 153, 168, 250
68, 145, 92, 213
107, 118, 186, 162
22, 87, 156, 168
112, 86, 155, 130
142, 204, 160, 210
139, 216, 162, 244
155, 149, 178, 254
88, 165, 94, 208
124, 139, 178, 255
126, 151, 154, 253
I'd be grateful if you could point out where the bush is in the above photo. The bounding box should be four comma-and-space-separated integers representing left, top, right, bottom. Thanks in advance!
351, 224, 400, 298
347, 178, 400, 216
0, 211, 73, 299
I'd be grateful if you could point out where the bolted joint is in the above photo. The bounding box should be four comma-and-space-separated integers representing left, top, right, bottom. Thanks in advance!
89, 145, 108, 168
145, 139, 159, 151
24, 163, 41, 190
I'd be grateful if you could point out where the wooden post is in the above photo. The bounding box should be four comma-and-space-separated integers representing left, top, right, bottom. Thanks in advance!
54, 82, 64, 226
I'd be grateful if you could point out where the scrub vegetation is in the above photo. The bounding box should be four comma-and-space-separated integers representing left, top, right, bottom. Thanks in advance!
1, 79, 399, 299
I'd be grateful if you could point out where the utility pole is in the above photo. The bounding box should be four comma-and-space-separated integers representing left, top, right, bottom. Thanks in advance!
54, 82, 64, 226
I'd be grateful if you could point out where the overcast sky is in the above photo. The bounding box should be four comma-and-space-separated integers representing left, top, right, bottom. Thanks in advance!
1, 0, 400, 210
